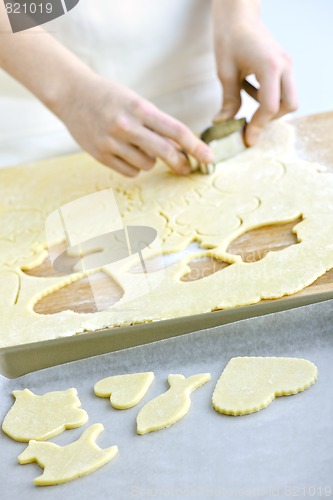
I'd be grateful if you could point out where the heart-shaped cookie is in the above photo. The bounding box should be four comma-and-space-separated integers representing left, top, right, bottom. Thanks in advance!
212, 357, 318, 416
94, 372, 154, 409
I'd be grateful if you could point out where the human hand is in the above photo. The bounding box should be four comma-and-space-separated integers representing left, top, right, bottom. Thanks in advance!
58, 73, 214, 177
213, 0, 298, 146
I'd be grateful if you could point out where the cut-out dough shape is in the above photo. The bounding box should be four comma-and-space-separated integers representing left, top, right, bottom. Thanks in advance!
94, 372, 154, 409
212, 357, 318, 416
18, 423, 118, 486
2, 388, 88, 442
137, 373, 211, 435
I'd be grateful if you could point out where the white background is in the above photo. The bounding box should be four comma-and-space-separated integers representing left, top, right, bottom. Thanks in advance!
262, 0, 333, 117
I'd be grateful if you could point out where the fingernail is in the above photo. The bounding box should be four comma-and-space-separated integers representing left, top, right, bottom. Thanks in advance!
179, 165, 191, 175
169, 152, 180, 167
202, 149, 214, 163
245, 126, 261, 147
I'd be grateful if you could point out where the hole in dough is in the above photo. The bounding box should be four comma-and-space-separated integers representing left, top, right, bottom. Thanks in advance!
128, 241, 230, 281
33, 271, 123, 314
181, 257, 230, 282
128, 241, 203, 274
309, 267, 333, 288
227, 216, 302, 263
23, 241, 99, 277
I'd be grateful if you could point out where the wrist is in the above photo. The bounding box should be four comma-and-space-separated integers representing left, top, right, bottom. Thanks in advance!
45, 62, 98, 120
213, 0, 260, 17
213, 0, 262, 49
213, 0, 260, 33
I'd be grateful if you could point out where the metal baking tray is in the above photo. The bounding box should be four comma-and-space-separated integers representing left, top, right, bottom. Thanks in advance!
0, 299, 332, 499
1, 289, 333, 379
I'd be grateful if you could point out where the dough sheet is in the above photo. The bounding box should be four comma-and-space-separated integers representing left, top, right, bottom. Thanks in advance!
1, 122, 333, 347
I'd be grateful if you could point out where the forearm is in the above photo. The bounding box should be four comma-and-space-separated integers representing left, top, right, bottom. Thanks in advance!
213, 0, 261, 47
213, 0, 260, 20
0, 4, 213, 176
212, 0, 297, 145
0, 2, 94, 118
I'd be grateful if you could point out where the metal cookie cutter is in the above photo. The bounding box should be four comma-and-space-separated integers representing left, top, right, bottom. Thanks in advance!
188, 117, 247, 175
188, 78, 259, 175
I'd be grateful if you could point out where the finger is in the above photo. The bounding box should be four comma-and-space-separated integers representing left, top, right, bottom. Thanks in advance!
99, 154, 140, 177
245, 69, 281, 146
141, 108, 214, 164
111, 141, 156, 171
214, 72, 242, 122
127, 125, 192, 175
275, 70, 298, 119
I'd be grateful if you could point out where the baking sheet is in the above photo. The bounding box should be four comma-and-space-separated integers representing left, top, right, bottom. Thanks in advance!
2, 291, 333, 378
0, 300, 332, 499
2, 113, 333, 377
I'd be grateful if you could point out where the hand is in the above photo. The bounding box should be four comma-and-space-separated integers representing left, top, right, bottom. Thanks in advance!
58, 73, 214, 177
213, 0, 298, 146
0, 7, 213, 178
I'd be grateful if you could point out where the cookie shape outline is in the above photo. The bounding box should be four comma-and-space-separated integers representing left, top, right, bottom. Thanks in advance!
2, 388, 88, 442
94, 372, 154, 409
212, 357, 318, 416
137, 373, 211, 435
18, 423, 118, 486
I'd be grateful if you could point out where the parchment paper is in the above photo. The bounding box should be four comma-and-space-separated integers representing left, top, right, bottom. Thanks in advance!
0, 300, 332, 500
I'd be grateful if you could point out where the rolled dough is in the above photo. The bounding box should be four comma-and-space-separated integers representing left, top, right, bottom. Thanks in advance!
1, 121, 333, 347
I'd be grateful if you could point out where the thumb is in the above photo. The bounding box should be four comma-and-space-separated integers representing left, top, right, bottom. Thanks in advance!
214, 76, 242, 123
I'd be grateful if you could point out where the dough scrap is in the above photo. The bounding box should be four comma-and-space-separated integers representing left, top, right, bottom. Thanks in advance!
94, 372, 154, 409
1, 121, 333, 347
212, 357, 318, 416
2, 388, 88, 441
18, 423, 118, 486
137, 373, 211, 435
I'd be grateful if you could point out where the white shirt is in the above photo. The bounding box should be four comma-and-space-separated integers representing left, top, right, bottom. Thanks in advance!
0, 0, 221, 166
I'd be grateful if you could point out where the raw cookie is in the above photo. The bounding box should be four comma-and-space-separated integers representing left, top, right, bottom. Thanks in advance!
18, 423, 118, 486
212, 357, 318, 416
94, 372, 154, 409
2, 388, 88, 441
137, 373, 211, 435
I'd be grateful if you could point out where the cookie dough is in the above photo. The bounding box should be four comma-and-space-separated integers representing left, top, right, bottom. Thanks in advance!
1, 121, 333, 347
212, 357, 318, 416
137, 373, 211, 435
2, 388, 88, 441
94, 372, 154, 409
18, 423, 118, 486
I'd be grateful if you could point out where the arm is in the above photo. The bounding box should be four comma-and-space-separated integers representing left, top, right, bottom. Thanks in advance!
212, 0, 298, 146
0, 4, 213, 176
